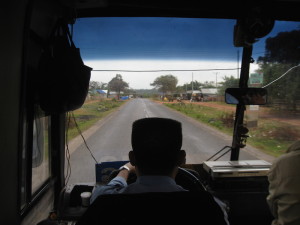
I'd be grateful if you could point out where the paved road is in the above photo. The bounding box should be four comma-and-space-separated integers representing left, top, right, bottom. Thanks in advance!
67, 98, 274, 184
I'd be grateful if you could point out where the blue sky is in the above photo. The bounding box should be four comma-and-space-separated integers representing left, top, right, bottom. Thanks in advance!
74, 17, 240, 60
73, 18, 300, 89
74, 17, 300, 60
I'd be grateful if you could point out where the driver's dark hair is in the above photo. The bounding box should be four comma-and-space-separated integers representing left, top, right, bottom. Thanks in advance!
131, 117, 182, 175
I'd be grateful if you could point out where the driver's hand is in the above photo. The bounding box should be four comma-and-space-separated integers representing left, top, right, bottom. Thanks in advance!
124, 162, 136, 174
117, 162, 136, 182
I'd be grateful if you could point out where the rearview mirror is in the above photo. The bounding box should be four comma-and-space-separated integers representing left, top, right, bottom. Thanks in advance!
225, 88, 267, 105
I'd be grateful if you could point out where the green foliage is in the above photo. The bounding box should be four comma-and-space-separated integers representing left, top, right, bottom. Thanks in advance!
150, 75, 178, 94
134, 88, 160, 98
260, 63, 300, 109
257, 29, 300, 110
201, 81, 216, 88
124, 88, 136, 96
89, 81, 107, 94
176, 80, 216, 93
164, 102, 299, 157
219, 112, 235, 127
108, 74, 129, 99
183, 80, 202, 91
217, 75, 239, 95
165, 103, 234, 133
258, 30, 300, 64
248, 121, 300, 157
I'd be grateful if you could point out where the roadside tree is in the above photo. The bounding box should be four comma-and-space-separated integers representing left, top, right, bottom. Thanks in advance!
108, 74, 129, 100
257, 29, 300, 110
217, 75, 239, 96
150, 75, 178, 97
89, 81, 108, 97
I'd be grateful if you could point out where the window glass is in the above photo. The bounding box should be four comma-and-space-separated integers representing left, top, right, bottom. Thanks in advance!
249, 21, 300, 157
20, 115, 28, 210
64, 18, 300, 185
32, 116, 51, 194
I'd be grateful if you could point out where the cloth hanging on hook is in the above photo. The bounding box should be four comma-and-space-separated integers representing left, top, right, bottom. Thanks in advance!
38, 19, 92, 114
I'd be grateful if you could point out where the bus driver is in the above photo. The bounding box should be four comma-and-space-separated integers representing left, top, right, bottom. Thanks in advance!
90, 117, 229, 224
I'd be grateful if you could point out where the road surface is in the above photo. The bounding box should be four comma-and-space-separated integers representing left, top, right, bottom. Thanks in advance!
67, 98, 274, 184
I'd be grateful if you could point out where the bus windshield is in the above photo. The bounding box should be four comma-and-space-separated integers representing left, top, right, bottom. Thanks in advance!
60, 17, 300, 185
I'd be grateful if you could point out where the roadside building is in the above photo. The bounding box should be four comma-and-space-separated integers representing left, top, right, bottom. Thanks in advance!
186, 90, 203, 101
201, 88, 219, 101
96, 89, 108, 98
108, 91, 124, 99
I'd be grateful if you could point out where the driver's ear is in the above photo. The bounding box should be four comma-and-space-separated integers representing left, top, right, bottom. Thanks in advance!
177, 150, 186, 166
129, 150, 137, 166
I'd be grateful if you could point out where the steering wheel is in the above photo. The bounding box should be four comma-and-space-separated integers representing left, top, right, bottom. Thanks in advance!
107, 169, 137, 184
175, 167, 207, 192
108, 167, 207, 192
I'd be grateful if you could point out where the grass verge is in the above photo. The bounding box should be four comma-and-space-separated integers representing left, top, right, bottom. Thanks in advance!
164, 102, 300, 157
165, 102, 234, 135
66, 99, 125, 141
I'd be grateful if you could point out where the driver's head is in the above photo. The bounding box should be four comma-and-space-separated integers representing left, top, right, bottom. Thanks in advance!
129, 117, 186, 176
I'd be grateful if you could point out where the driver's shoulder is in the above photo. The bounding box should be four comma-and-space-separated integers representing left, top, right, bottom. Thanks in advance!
122, 176, 186, 193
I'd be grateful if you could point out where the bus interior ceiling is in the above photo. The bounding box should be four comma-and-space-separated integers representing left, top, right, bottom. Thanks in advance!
1, 0, 300, 224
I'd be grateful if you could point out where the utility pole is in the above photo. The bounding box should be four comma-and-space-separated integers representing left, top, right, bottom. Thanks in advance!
190, 73, 194, 102
215, 72, 219, 88
192, 72, 194, 93
237, 49, 240, 79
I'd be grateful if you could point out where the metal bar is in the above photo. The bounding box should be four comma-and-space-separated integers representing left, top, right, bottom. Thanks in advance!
230, 46, 252, 161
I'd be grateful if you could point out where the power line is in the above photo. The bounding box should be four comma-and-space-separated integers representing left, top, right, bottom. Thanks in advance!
263, 64, 300, 88
92, 68, 241, 72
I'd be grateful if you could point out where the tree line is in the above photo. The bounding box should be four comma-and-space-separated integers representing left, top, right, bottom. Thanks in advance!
257, 29, 300, 111
89, 74, 132, 100
216, 29, 300, 111
89, 73, 234, 99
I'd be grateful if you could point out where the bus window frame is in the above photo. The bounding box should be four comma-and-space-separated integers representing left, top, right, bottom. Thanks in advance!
20, 108, 53, 217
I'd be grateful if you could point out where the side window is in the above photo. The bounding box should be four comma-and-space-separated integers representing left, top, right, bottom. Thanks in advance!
20, 107, 51, 211
20, 115, 28, 210
31, 115, 51, 194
